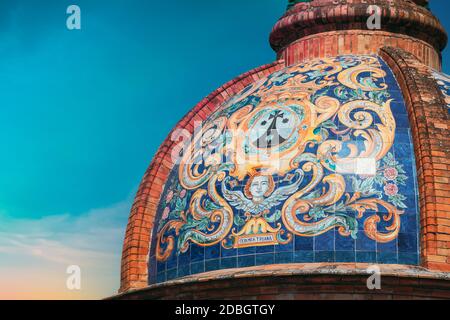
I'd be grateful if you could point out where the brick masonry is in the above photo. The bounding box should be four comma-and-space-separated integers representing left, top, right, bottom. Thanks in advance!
380, 46, 450, 273
279, 30, 442, 70
270, 0, 447, 59
113, 264, 450, 300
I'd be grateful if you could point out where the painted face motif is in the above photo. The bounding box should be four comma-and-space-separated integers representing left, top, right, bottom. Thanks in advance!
249, 176, 270, 199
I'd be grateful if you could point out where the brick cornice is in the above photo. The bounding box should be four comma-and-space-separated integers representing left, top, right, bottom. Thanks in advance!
111, 263, 450, 300
271, 0, 447, 56
380, 46, 450, 272
278, 30, 442, 70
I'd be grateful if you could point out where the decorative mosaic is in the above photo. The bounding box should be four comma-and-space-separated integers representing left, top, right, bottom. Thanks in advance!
432, 70, 450, 114
149, 55, 420, 284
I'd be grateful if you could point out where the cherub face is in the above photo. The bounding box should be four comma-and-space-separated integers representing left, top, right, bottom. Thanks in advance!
249, 176, 270, 199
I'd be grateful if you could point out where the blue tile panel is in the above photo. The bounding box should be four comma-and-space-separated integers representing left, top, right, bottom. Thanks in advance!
431, 70, 450, 115
148, 55, 421, 285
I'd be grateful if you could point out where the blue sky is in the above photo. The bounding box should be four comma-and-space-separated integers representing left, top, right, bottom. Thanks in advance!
0, 0, 449, 299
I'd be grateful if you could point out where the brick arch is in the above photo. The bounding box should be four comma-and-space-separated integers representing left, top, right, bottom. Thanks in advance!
379, 46, 450, 272
119, 61, 285, 293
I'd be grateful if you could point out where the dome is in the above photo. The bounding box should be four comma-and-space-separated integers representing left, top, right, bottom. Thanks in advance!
117, 0, 450, 300
149, 54, 420, 284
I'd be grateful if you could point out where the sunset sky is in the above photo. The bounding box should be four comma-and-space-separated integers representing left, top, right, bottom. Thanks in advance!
0, 0, 449, 300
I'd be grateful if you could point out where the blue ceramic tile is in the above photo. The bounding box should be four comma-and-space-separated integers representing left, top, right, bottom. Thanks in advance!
148, 257, 158, 271
315, 232, 335, 251
178, 250, 190, 266
238, 255, 256, 268
221, 257, 237, 269
396, 113, 410, 128
377, 251, 398, 264
315, 251, 335, 263
149, 264, 157, 277
394, 143, 413, 158
167, 255, 178, 270
191, 244, 205, 262
395, 131, 411, 144
148, 274, 157, 284
295, 236, 314, 251
398, 252, 419, 265
356, 233, 376, 251
256, 253, 275, 265
275, 240, 294, 252
221, 248, 237, 258
336, 234, 355, 251
388, 91, 407, 102
191, 262, 205, 274
335, 251, 356, 262
357, 215, 369, 231
177, 264, 190, 278
167, 268, 178, 281
356, 251, 377, 263
400, 215, 418, 234
294, 251, 314, 263
256, 245, 275, 254
238, 246, 256, 256
377, 239, 398, 252
157, 272, 166, 283
205, 259, 221, 272
403, 196, 418, 211
205, 244, 221, 260
275, 252, 294, 264
156, 261, 166, 274
398, 233, 418, 253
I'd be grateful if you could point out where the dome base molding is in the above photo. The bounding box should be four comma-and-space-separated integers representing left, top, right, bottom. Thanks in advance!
111, 263, 450, 300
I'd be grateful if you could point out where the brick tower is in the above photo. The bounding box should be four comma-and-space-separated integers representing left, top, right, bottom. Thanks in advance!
116, 0, 450, 300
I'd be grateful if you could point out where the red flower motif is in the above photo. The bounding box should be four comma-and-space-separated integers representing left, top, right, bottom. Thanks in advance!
384, 183, 399, 196
166, 191, 174, 203
180, 189, 187, 199
384, 167, 399, 181
162, 207, 170, 220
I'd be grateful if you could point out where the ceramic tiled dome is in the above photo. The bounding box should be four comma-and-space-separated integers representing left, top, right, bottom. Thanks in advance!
150, 55, 420, 284
117, 0, 450, 300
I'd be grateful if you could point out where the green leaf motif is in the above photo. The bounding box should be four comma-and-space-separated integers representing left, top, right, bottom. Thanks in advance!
389, 194, 408, 209
321, 120, 338, 129
182, 215, 210, 233
303, 189, 322, 200
175, 197, 187, 211
351, 176, 382, 198
309, 206, 328, 221
265, 210, 282, 223
234, 214, 246, 227
204, 199, 221, 211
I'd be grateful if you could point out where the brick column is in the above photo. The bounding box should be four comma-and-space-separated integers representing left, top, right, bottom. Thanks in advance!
380, 46, 450, 272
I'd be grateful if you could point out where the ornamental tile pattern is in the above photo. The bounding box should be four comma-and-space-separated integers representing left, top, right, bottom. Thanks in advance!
148, 55, 420, 284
